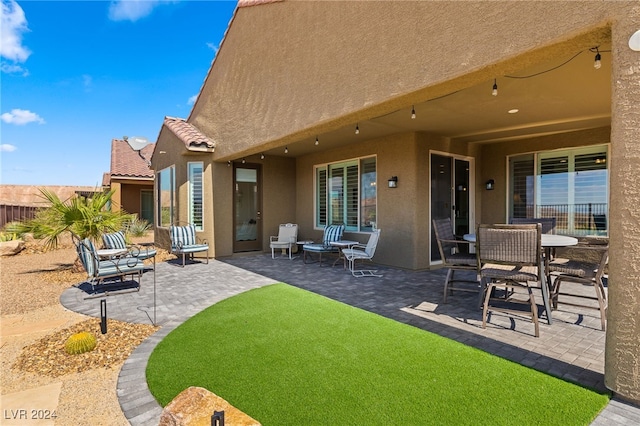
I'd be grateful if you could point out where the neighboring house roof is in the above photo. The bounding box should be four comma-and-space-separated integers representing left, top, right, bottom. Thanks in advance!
109, 139, 155, 181
163, 116, 215, 151
0, 185, 100, 207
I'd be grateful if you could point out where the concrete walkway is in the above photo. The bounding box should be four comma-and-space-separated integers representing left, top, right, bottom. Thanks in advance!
60, 254, 640, 425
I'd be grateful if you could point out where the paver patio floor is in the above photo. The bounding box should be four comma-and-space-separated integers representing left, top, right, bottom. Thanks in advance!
60, 253, 640, 425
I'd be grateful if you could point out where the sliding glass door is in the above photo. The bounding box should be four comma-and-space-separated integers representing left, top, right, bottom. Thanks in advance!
430, 153, 473, 263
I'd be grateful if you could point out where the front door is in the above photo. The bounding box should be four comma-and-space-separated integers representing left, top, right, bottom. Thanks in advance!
233, 164, 262, 252
430, 153, 474, 263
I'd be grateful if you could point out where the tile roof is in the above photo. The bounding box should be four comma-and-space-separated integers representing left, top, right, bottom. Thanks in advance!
109, 139, 155, 180
163, 117, 215, 150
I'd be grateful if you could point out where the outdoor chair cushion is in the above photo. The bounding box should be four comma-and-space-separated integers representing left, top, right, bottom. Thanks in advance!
171, 224, 198, 248
303, 224, 345, 253
102, 231, 126, 250
103, 230, 157, 261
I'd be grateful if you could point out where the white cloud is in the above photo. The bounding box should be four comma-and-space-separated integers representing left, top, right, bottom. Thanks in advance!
187, 94, 198, 105
0, 0, 31, 63
0, 62, 28, 75
0, 144, 17, 152
1, 109, 45, 125
82, 74, 93, 91
206, 42, 219, 53
108, 0, 175, 22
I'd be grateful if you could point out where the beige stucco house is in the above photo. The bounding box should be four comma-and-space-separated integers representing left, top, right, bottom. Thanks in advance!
150, 1, 640, 404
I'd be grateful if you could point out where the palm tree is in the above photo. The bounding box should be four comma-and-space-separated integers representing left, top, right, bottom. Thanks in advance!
19, 188, 134, 250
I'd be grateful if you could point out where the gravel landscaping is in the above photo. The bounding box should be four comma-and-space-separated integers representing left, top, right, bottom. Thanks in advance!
1, 235, 169, 425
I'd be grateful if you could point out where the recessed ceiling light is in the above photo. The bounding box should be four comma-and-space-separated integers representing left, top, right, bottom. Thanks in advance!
508, 109, 519, 114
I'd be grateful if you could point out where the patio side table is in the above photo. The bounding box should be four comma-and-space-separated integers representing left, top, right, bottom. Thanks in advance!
330, 240, 359, 269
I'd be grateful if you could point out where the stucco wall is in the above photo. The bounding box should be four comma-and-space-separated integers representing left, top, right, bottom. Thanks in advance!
118, 182, 153, 217
192, 1, 615, 159
606, 11, 640, 403
296, 132, 479, 270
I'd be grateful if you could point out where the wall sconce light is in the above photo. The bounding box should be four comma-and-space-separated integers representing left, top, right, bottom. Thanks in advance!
388, 176, 398, 188
485, 179, 495, 190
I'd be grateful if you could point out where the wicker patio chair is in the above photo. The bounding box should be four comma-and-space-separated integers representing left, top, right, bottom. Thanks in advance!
549, 238, 609, 331
476, 223, 543, 337
432, 218, 480, 304
511, 217, 557, 234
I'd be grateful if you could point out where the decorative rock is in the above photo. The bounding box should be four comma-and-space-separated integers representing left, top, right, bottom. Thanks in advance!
159, 386, 261, 426
0, 240, 25, 256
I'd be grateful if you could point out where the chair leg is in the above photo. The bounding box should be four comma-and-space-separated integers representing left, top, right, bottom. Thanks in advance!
443, 269, 454, 303
527, 285, 540, 337
595, 278, 607, 331
482, 282, 494, 329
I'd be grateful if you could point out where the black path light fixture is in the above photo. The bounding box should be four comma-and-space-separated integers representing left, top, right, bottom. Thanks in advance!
100, 299, 107, 334
211, 410, 225, 426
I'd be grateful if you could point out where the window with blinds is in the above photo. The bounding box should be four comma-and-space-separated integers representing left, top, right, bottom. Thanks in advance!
315, 156, 376, 232
188, 162, 204, 231
508, 145, 608, 236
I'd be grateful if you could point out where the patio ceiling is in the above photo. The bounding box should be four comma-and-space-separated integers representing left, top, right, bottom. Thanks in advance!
262, 44, 611, 157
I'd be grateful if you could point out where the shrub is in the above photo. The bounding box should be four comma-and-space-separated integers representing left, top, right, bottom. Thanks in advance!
0, 221, 25, 241
125, 217, 151, 237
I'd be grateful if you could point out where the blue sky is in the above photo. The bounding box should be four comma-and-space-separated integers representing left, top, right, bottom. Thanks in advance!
1, 0, 237, 186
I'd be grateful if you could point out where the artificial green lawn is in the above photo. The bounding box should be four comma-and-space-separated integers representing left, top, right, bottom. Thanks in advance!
146, 283, 608, 425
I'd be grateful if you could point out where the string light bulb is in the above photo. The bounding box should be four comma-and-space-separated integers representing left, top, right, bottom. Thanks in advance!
411, 106, 416, 119
355, 123, 360, 134
593, 47, 602, 69
227, 161, 231, 167
242, 158, 246, 164
492, 79, 498, 96
315, 136, 319, 146
260, 153, 265, 160
284, 147, 288, 154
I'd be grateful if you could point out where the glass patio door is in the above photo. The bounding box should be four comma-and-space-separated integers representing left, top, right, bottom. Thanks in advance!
430, 153, 473, 263
233, 164, 262, 252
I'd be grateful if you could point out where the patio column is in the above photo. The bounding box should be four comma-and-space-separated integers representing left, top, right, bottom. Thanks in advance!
605, 14, 640, 404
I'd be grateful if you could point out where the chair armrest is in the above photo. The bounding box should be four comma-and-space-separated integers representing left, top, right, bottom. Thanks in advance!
439, 238, 472, 245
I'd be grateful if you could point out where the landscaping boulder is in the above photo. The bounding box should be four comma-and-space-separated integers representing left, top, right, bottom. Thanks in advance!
0, 240, 25, 256
159, 386, 261, 426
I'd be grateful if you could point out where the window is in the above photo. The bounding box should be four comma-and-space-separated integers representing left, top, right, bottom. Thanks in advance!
157, 166, 175, 227
315, 157, 376, 232
508, 145, 608, 236
188, 162, 204, 231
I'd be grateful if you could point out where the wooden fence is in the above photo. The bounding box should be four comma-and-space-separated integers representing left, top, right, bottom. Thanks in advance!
0, 204, 39, 229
